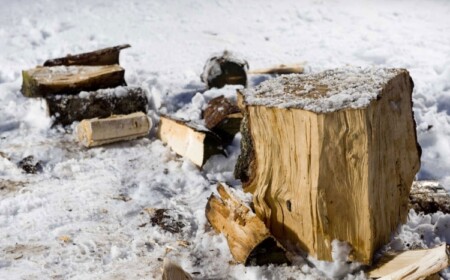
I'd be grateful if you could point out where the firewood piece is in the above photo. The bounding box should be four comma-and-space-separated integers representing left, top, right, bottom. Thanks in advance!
203, 95, 243, 144
76, 112, 151, 147
205, 183, 289, 266
249, 63, 305, 75
201, 51, 249, 89
21, 65, 126, 98
162, 258, 193, 280
157, 115, 223, 167
43, 44, 131, 66
235, 67, 421, 264
45, 86, 148, 126
368, 244, 449, 280
409, 181, 450, 214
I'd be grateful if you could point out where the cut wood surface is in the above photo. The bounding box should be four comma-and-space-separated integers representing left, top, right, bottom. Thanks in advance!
205, 183, 289, 266
45, 86, 148, 125
162, 258, 192, 280
235, 67, 421, 264
409, 181, 450, 214
203, 95, 242, 144
157, 115, 223, 167
22, 65, 126, 97
43, 44, 131, 66
76, 112, 151, 148
201, 50, 248, 89
368, 244, 449, 280
249, 63, 305, 75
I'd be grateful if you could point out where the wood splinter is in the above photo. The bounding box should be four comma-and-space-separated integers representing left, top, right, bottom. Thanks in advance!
205, 183, 290, 266
76, 112, 151, 148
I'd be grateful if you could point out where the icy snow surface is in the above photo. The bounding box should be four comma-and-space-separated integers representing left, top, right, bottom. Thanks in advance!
1, 0, 450, 279
243, 67, 402, 112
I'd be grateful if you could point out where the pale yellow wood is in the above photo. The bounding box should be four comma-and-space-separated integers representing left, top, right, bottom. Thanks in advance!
249, 63, 304, 75
162, 258, 192, 280
237, 68, 421, 264
369, 244, 449, 280
76, 112, 150, 147
205, 183, 289, 265
157, 116, 222, 167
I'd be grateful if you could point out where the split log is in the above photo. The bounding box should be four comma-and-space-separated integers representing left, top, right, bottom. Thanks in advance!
43, 44, 131, 66
201, 51, 248, 89
45, 86, 148, 126
203, 95, 242, 144
235, 67, 421, 264
157, 115, 223, 167
162, 258, 192, 280
21, 65, 126, 97
205, 183, 289, 266
368, 244, 449, 280
409, 181, 450, 214
76, 112, 151, 147
249, 63, 305, 75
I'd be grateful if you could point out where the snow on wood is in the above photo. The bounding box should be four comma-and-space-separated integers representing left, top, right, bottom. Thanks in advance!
43, 44, 131, 67
368, 244, 449, 280
21, 65, 126, 97
157, 115, 223, 167
205, 183, 289, 266
201, 50, 248, 89
409, 181, 450, 214
76, 112, 151, 148
45, 86, 148, 126
235, 67, 421, 264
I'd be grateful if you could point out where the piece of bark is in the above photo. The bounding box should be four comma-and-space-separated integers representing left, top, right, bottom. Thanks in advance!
249, 63, 305, 75
162, 258, 192, 280
203, 95, 243, 144
201, 51, 248, 89
157, 115, 223, 167
45, 86, 148, 126
368, 244, 449, 280
409, 181, 450, 214
18, 156, 43, 174
21, 65, 126, 97
76, 112, 151, 147
235, 68, 421, 264
205, 183, 289, 266
43, 44, 131, 67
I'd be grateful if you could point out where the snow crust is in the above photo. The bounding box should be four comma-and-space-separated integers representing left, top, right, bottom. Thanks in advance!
1, 0, 450, 279
243, 67, 402, 112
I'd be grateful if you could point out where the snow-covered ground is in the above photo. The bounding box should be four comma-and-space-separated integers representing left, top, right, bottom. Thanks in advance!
0, 0, 449, 279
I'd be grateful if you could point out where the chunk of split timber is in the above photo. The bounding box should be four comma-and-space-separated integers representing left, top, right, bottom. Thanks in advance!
43, 44, 131, 66
76, 112, 150, 147
162, 258, 192, 280
203, 95, 242, 144
157, 115, 223, 167
409, 181, 450, 214
205, 183, 289, 266
201, 50, 249, 89
368, 244, 449, 280
45, 86, 148, 126
248, 63, 305, 75
235, 67, 421, 264
21, 65, 126, 97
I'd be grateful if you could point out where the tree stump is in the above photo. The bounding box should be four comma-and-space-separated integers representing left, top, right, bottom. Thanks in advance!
235, 67, 421, 264
45, 86, 148, 126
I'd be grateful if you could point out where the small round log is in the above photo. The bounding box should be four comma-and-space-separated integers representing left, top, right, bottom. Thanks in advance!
201, 51, 249, 89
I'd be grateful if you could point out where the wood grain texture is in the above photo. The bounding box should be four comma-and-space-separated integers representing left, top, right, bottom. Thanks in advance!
236, 69, 421, 264
76, 112, 151, 147
205, 183, 289, 266
43, 44, 130, 66
21, 65, 126, 97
